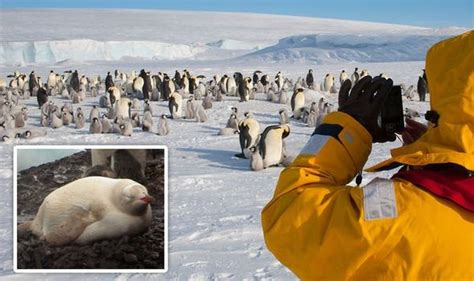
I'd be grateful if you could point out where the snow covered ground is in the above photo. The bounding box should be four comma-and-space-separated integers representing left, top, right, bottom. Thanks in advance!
0, 8, 462, 280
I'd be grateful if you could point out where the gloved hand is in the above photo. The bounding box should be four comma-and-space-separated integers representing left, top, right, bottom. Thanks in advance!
338, 76, 395, 143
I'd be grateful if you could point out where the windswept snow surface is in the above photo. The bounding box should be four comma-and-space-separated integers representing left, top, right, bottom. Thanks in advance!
0, 9, 466, 65
0, 8, 455, 280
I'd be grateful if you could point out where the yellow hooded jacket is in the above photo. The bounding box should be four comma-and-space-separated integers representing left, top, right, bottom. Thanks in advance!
261, 31, 474, 280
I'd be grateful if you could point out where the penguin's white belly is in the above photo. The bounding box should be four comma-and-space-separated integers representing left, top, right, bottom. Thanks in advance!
293, 94, 305, 118
263, 133, 283, 167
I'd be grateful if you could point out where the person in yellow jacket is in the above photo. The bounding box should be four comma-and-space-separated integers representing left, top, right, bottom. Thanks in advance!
262, 31, 473, 280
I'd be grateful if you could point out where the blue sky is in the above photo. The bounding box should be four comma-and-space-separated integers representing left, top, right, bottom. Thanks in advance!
1, 0, 472, 28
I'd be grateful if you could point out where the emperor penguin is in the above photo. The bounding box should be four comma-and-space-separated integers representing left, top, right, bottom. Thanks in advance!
62, 111, 73, 126
291, 88, 305, 119
21, 177, 153, 245
258, 124, 290, 168
144, 99, 153, 116
105, 71, 114, 91
47, 70, 57, 90
306, 109, 318, 127
70, 70, 80, 92
14, 112, 25, 128
306, 69, 314, 89
351, 67, 360, 84
417, 76, 427, 102
238, 77, 252, 102
37, 87, 48, 109
22, 129, 47, 139
226, 76, 237, 96
89, 117, 102, 134
340, 70, 349, 85
202, 93, 213, 109
76, 112, 85, 129
360, 69, 369, 78
114, 97, 132, 120
278, 90, 289, 104
157, 114, 169, 136
107, 86, 121, 105
323, 74, 334, 92
28, 71, 39, 93
133, 76, 145, 98
404, 85, 415, 100
119, 120, 133, 136
279, 109, 289, 125
226, 113, 239, 131
194, 103, 208, 123
130, 112, 141, 128
168, 92, 183, 119
249, 146, 264, 171
89, 105, 100, 123
236, 112, 260, 158
142, 111, 154, 132
185, 98, 195, 119
101, 116, 113, 133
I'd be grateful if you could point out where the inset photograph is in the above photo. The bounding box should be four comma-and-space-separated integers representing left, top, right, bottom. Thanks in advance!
14, 145, 167, 273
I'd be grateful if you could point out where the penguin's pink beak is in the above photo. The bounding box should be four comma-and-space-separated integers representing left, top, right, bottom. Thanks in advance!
140, 195, 155, 204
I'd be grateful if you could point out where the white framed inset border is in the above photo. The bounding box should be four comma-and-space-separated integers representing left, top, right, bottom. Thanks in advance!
13, 144, 169, 274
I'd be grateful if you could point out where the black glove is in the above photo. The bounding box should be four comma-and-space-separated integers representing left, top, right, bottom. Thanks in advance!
338, 76, 395, 143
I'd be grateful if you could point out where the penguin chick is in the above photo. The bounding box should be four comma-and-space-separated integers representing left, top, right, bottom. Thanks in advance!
76, 112, 85, 129
157, 114, 169, 136
101, 117, 113, 133
62, 112, 73, 126
89, 105, 100, 123
22, 129, 47, 139
249, 146, 264, 171
50, 111, 63, 129
119, 120, 133, 136
131, 112, 141, 128
142, 111, 154, 132
89, 117, 102, 134
279, 109, 289, 125
226, 113, 239, 130
194, 104, 208, 123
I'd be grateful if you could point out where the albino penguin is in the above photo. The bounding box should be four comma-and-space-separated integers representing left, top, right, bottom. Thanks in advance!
142, 111, 154, 132
22, 177, 153, 245
279, 109, 289, 125
249, 146, 264, 171
291, 88, 305, 119
157, 114, 169, 136
258, 124, 290, 168
323, 74, 334, 92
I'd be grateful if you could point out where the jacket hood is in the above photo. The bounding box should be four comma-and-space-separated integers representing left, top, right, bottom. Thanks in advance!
368, 30, 474, 172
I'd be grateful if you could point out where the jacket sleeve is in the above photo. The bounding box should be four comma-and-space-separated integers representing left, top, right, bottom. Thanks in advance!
261, 112, 376, 280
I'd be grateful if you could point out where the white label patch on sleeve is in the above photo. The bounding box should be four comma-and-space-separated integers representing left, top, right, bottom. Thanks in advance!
300, 134, 330, 155
363, 178, 398, 221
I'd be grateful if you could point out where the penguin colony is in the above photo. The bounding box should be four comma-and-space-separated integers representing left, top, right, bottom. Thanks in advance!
1, 68, 427, 165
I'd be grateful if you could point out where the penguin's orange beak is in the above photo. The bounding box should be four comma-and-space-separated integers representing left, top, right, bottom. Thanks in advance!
140, 195, 155, 204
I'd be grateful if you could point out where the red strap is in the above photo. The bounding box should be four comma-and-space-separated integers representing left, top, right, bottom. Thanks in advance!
394, 169, 474, 212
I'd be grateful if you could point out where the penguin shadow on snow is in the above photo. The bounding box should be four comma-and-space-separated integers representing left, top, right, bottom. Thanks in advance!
177, 147, 249, 171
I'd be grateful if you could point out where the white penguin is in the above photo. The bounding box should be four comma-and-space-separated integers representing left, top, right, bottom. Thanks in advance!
114, 98, 132, 120
22, 177, 153, 245
340, 70, 349, 85
258, 124, 290, 168
323, 74, 334, 92
291, 88, 305, 119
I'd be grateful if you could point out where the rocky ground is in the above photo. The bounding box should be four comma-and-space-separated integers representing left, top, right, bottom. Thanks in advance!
16, 150, 165, 270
